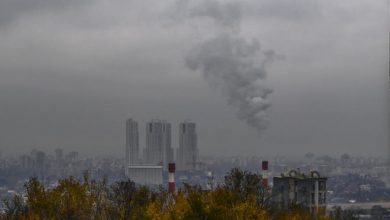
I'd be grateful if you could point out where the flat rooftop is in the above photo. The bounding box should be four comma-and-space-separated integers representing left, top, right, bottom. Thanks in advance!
128, 164, 163, 169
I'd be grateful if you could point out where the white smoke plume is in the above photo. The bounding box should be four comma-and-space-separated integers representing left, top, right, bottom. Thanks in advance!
177, 0, 277, 133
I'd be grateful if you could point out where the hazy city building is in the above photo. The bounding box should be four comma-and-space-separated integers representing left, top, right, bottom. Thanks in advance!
34, 151, 45, 172
271, 170, 327, 211
126, 119, 139, 169
144, 119, 173, 170
55, 148, 64, 177
55, 149, 63, 165
65, 151, 78, 163
177, 120, 198, 171
19, 154, 33, 170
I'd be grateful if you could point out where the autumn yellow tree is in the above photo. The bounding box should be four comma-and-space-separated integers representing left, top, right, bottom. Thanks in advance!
1, 168, 334, 220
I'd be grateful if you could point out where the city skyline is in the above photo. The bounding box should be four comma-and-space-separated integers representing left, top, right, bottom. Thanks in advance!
0, 0, 389, 218
126, 118, 199, 172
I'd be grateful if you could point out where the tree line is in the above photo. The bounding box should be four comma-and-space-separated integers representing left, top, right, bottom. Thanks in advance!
1, 168, 357, 220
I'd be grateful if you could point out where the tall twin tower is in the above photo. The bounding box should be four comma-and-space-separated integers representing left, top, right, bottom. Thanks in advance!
126, 118, 198, 171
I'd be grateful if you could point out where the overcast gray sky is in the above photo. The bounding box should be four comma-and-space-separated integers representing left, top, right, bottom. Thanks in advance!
0, 0, 388, 157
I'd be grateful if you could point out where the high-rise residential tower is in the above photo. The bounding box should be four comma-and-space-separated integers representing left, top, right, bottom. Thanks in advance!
177, 120, 198, 171
126, 118, 139, 168
144, 119, 173, 170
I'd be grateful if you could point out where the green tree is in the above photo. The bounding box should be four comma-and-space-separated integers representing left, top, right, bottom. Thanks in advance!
224, 167, 269, 208
24, 177, 49, 219
49, 177, 94, 219
108, 179, 153, 220
83, 172, 110, 219
2, 195, 26, 220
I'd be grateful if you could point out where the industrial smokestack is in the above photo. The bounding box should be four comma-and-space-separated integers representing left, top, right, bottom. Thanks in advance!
261, 160, 269, 188
168, 163, 176, 193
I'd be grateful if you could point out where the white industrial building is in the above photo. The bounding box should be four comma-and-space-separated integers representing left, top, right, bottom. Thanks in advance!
127, 165, 163, 185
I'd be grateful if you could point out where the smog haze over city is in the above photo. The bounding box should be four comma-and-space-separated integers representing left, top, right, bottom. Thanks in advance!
0, 0, 388, 158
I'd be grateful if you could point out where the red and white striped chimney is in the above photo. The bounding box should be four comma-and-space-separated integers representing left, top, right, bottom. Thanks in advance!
261, 161, 269, 188
168, 163, 176, 193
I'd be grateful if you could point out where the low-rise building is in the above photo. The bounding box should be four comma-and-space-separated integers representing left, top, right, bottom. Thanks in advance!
272, 170, 327, 211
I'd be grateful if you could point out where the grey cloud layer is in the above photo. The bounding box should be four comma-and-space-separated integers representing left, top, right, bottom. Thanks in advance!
0, 0, 93, 28
0, 0, 387, 156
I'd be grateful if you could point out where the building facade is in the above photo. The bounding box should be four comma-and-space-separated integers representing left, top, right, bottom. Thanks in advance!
126, 119, 139, 170
177, 120, 198, 171
144, 119, 173, 170
271, 170, 327, 211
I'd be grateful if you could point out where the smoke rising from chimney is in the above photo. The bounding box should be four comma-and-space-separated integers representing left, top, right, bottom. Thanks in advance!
176, 0, 277, 133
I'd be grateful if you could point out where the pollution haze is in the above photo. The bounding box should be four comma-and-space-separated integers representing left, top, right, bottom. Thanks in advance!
0, 0, 388, 157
